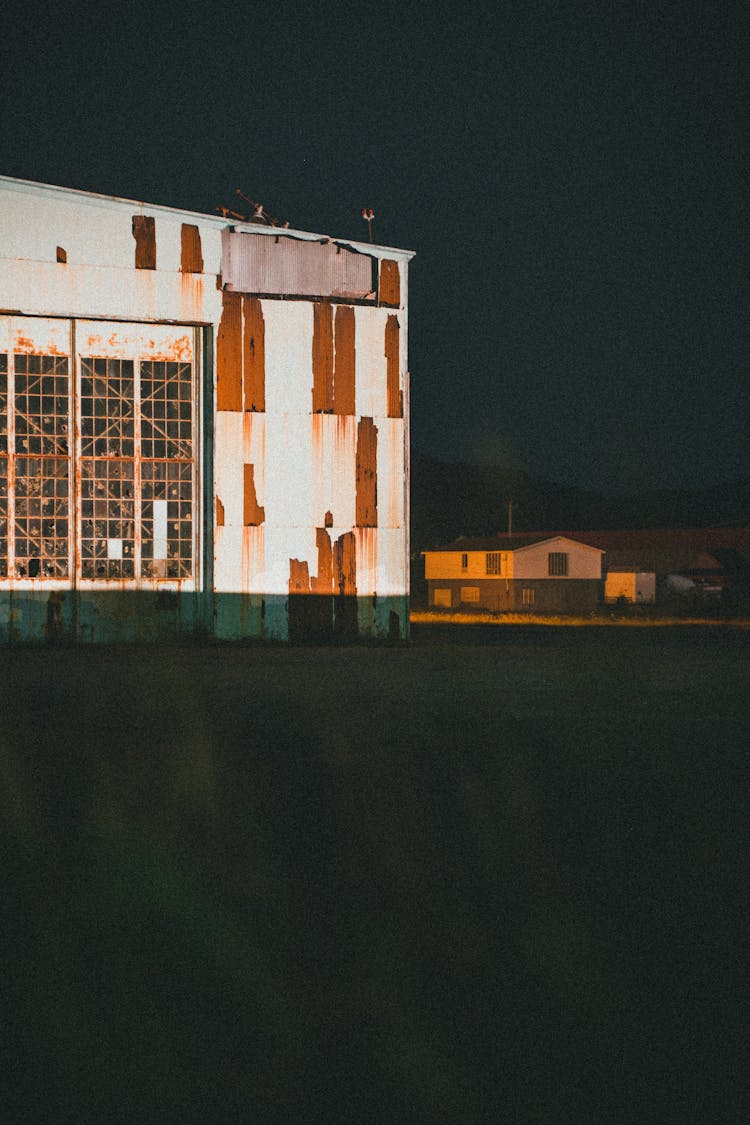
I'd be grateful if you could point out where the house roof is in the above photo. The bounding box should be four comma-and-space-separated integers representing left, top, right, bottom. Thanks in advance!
425, 527, 750, 573
422, 534, 604, 555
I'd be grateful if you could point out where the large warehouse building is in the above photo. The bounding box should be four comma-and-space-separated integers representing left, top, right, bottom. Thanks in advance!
0, 176, 413, 642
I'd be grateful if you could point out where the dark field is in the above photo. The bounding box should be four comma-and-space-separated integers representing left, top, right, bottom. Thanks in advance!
2, 626, 748, 1123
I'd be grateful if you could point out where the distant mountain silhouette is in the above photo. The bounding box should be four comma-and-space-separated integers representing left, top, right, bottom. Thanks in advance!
411, 452, 750, 550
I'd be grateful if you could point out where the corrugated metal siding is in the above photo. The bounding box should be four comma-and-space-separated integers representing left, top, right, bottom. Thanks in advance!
222, 230, 375, 299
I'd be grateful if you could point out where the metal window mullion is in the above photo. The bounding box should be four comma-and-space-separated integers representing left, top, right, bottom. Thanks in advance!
7, 347, 15, 577
192, 327, 200, 590
134, 355, 143, 581
71, 321, 78, 584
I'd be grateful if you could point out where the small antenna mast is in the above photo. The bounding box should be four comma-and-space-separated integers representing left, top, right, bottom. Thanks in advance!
362, 208, 375, 242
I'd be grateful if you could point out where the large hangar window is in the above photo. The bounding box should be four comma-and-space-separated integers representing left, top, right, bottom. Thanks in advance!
0, 320, 197, 585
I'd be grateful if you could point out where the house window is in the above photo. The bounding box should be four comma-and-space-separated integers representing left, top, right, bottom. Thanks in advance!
461, 552, 468, 570
522, 587, 536, 606
433, 588, 451, 607
486, 551, 501, 575
548, 552, 568, 576
460, 586, 480, 603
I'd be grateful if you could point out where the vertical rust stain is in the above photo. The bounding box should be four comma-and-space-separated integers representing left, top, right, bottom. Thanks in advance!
132, 215, 156, 270
334, 531, 357, 596
380, 259, 400, 306
356, 417, 378, 528
216, 497, 225, 526
312, 302, 334, 413
217, 291, 243, 411
289, 559, 311, 593
243, 297, 266, 412
311, 528, 333, 594
180, 224, 204, 273
324, 510, 333, 528
243, 464, 265, 525
56, 246, 67, 264
385, 314, 402, 418
333, 305, 356, 416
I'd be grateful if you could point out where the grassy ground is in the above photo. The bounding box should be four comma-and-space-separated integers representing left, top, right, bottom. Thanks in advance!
2, 627, 748, 1123
412, 609, 750, 627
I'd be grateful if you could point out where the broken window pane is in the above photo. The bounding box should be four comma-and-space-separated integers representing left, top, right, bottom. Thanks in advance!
80, 357, 135, 457
14, 354, 69, 456
14, 455, 69, 578
80, 458, 135, 579
140, 459, 192, 579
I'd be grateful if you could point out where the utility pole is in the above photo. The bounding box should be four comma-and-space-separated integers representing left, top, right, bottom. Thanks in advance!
507, 499, 516, 536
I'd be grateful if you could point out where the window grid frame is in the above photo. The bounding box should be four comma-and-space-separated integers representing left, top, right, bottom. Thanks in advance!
0, 333, 198, 587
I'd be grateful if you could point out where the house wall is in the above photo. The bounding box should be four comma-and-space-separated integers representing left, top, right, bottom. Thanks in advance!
512, 538, 602, 580
423, 550, 512, 579
427, 578, 600, 614
0, 177, 412, 642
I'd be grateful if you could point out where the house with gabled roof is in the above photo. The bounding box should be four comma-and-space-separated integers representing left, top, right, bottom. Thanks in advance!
422, 535, 604, 613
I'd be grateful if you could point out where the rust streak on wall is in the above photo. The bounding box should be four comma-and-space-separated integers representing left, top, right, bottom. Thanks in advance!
312, 302, 334, 413
217, 291, 243, 411
379, 259, 400, 306
324, 510, 333, 528
385, 314, 402, 418
356, 417, 378, 527
289, 558, 311, 593
180, 224, 204, 273
311, 528, 333, 594
132, 215, 156, 270
243, 297, 266, 412
243, 464, 265, 525
333, 305, 355, 415
334, 531, 357, 596
216, 497, 225, 526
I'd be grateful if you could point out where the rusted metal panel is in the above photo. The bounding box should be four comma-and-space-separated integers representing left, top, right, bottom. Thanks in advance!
222, 230, 375, 299
180, 224, 204, 273
243, 464, 265, 526
379, 259, 400, 306
356, 417, 378, 528
312, 303, 334, 413
377, 418, 406, 530
217, 291, 243, 411
132, 215, 156, 270
243, 296, 265, 412
333, 305, 355, 416
288, 557, 310, 593
311, 414, 356, 533
353, 308, 387, 420
311, 527, 333, 594
333, 530, 356, 596
56, 246, 67, 264
385, 315, 402, 418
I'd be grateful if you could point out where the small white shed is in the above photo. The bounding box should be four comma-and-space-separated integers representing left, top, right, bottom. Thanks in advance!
604, 571, 656, 604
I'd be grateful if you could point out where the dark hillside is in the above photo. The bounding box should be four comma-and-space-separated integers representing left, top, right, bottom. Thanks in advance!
410, 452, 750, 549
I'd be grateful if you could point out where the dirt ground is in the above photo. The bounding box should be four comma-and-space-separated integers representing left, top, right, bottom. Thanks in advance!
2, 625, 748, 1123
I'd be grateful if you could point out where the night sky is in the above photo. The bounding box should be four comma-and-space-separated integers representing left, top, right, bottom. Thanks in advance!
2, 1, 747, 493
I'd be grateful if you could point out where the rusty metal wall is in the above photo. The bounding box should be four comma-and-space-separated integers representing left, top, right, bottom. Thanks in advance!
0, 175, 413, 643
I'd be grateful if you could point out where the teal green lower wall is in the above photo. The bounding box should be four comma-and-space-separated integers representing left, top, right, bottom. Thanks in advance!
0, 590, 410, 644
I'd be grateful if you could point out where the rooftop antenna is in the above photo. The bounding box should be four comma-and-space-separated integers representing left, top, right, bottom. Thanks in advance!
234, 189, 289, 228
362, 207, 375, 242
506, 499, 516, 536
